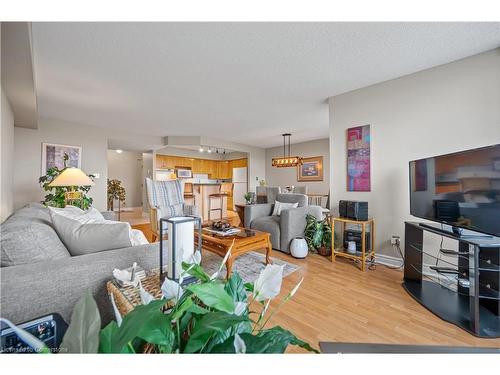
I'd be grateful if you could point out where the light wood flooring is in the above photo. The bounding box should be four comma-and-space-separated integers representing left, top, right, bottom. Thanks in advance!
128, 213, 500, 352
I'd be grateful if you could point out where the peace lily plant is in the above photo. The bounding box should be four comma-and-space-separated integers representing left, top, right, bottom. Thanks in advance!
5, 248, 318, 354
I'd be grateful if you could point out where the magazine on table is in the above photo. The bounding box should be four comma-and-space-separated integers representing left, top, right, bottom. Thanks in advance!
203, 227, 241, 236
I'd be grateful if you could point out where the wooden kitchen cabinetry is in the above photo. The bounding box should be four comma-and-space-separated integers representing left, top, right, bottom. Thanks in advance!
156, 155, 247, 179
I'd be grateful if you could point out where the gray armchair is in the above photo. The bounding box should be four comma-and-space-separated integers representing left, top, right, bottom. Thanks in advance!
244, 193, 322, 253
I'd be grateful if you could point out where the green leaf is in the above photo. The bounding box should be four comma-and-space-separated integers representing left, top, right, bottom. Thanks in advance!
111, 299, 167, 352
60, 291, 101, 353
210, 326, 318, 354
224, 272, 247, 302
187, 283, 235, 313
244, 282, 254, 293
182, 262, 210, 282
137, 313, 175, 352
99, 321, 121, 353
184, 312, 248, 353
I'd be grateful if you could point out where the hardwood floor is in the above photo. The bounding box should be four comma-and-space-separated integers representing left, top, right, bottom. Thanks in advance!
130, 214, 500, 352
260, 251, 500, 352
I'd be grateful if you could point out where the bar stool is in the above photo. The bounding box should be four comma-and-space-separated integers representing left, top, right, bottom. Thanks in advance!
208, 183, 232, 221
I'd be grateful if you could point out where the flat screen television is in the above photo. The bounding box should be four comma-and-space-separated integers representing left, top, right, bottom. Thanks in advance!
409, 144, 500, 237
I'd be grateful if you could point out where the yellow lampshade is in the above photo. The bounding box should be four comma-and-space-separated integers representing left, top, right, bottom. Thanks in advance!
48, 167, 94, 187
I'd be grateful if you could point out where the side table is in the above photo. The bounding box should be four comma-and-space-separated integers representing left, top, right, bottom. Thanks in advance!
330, 217, 375, 271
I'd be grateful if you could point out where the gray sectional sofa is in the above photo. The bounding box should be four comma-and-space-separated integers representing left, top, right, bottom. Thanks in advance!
0, 204, 159, 325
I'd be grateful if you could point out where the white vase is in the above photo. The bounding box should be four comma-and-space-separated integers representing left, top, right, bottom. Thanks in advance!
290, 237, 308, 258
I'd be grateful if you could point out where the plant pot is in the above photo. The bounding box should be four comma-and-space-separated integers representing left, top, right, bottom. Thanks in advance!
317, 246, 331, 257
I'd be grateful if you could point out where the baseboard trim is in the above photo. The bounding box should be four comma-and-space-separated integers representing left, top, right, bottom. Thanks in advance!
375, 253, 404, 268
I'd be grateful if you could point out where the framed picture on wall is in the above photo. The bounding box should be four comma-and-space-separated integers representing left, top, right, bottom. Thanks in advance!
41, 142, 82, 175
297, 156, 323, 182
346, 124, 371, 191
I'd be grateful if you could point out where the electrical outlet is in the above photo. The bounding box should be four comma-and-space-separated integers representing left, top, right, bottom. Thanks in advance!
391, 235, 401, 246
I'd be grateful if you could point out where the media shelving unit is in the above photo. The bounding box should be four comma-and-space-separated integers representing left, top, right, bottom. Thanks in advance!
403, 222, 500, 338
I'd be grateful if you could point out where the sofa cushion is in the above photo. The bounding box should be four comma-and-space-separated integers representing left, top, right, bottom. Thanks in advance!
1, 206, 70, 267
49, 208, 133, 256
250, 215, 280, 250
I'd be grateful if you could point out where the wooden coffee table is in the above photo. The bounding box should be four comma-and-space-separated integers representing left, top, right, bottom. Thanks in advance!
194, 227, 273, 278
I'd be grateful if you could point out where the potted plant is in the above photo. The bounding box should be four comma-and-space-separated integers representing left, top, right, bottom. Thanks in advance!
107, 179, 126, 211
244, 192, 254, 205
38, 153, 94, 210
304, 214, 334, 256
5, 252, 319, 354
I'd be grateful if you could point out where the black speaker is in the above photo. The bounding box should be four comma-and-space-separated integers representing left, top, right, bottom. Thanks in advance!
339, 200, 368, 221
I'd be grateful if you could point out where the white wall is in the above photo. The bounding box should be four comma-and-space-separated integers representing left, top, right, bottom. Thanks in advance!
329, 49, 500, 257
107, 150, 143, 207
13, 117, 165, 211
14, 118, 109, 210
265, 138, 330, 194
1, 88, 15, 222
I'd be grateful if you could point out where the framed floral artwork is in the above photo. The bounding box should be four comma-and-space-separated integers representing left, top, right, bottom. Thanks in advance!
297, 156, 323, 182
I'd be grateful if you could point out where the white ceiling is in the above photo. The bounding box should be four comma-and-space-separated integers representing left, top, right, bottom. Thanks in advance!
31, 22, 500, 148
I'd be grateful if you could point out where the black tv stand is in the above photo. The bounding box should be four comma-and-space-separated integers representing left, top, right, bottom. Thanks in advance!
404, 222, 500, 338
418, 222, 494, 239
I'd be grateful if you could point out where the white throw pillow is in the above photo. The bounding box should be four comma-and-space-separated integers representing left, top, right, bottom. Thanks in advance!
49, 208, 133, 256
272, 201, 299, 216
130, 228, 149, 246
49, 205, 105, 223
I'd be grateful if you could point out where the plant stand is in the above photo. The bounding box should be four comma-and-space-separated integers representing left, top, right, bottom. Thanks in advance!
330, 217, 375, 271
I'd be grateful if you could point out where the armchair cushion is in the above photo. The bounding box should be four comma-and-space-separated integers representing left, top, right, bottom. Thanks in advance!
250, 215, 281, 250
272, 201, 298, 216
244, 203, 273, 228
276, 193, 308, 207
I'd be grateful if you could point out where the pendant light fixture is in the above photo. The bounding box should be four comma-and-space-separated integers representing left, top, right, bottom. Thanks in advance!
272, 133, 303, 168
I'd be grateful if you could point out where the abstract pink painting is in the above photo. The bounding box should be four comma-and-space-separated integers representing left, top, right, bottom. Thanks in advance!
346, 125, 371, 191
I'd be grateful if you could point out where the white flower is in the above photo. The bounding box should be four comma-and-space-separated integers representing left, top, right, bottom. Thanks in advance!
161, 278, 184, 302
0, 318, 48, 352
139, 281, 155, 305
109, 293, 123, 326
234, 301, 247, 316
253, 264, 284, 302
233, 333, 246, 354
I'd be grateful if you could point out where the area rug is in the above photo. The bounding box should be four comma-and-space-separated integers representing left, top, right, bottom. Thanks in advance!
200, 251, 299, 283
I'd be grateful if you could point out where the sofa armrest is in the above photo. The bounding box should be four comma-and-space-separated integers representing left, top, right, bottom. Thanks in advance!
0, 243, 159, 326
280, 205, 323, 252
100, 211, 117, 221
244, 203, 273, 228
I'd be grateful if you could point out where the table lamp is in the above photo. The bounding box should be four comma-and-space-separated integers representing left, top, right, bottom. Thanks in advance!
48, 167, 94, 205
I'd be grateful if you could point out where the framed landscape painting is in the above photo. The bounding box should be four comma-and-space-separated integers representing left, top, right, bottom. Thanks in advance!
346, 125, 371, 191
297, 156, 323, 182
41, 142, 82, 175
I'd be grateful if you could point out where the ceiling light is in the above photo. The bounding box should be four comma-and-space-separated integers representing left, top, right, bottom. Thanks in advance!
223, 149, 226, 155
199, 146, 204, 152
207, 147, 212, 153
116, 149, 123, 154
272, 133, 303, 168
216, 149, 219, 154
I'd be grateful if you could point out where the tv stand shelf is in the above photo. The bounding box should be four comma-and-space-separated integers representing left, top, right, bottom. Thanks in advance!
403, 222, 500, 338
